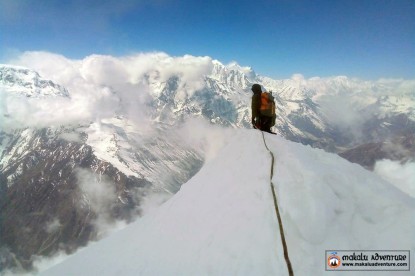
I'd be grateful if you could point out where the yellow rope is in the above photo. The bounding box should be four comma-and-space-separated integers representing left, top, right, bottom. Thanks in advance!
261, 131, 294, 276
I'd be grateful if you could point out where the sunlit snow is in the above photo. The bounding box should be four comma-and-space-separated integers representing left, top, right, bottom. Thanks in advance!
39, 129, 414, 276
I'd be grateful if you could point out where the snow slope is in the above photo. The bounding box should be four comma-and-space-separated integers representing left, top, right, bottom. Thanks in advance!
39, 129, 414, 276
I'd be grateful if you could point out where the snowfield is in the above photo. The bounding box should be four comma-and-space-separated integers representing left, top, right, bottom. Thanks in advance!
39, 129, 414, 275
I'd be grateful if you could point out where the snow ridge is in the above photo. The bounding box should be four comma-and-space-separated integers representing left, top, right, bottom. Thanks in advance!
39, 130, 415, 276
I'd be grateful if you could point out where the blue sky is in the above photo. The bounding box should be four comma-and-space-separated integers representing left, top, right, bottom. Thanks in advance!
0, 0, 414, 79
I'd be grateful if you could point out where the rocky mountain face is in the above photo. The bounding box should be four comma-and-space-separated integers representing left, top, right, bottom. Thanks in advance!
0, 125, 203, 271
0, 61, 414, 273
0, 128, 148, 270
339, 133, 415, 170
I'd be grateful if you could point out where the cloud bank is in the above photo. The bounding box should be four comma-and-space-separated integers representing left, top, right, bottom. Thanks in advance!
1, 51, 213, 131
1, 50, 414, 141
281, 74, 415, 142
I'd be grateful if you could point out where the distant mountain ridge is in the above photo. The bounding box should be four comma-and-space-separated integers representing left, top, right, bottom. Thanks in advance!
2, 61, 414, 147
339, 133, 415, 170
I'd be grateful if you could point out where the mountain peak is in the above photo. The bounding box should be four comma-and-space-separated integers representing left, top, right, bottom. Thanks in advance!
0, 64, 69, 98
210, 60, 257, 87
226, 61, 254, 73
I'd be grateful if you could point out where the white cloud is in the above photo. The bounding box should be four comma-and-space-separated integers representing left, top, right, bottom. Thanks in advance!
2, 50, 414, 146
75, 168, 119, 236
0, 90, 95, 130
1, 51, 215, 131
31, 251, 70, 275
138, 191, 172, 216
299, 75, 415, 143
374, 160, 415, 198
290, 73, 305, 82
44, 218, 62, 234
175, 117, 234, 162
79, 55, 130, 87
59, 131, 83, 143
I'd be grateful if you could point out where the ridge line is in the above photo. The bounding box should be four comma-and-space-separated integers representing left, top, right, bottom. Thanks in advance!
261, 131, 294, 276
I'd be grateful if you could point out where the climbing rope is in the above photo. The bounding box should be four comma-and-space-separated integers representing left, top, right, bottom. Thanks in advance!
261, 131, 294, 276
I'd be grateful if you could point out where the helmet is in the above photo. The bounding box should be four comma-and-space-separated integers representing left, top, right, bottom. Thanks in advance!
251, 84, 262, 93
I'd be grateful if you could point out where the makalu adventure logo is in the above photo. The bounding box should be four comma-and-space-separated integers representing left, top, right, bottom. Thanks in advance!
325, 250, 410, 271
328, 252, 341, 269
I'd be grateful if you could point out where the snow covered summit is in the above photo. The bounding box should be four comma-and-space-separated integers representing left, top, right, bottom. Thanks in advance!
40, 130, 414, 276
0, 65, 69, 98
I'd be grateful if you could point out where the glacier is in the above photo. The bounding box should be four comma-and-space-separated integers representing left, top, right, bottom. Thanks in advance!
38, 129, 414, 276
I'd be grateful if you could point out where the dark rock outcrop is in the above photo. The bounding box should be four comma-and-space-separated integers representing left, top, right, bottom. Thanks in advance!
339, 134, 415, 170
0, 128, 150, 271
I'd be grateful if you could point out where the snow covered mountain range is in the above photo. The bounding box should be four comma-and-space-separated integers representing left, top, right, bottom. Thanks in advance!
0, 52, 414, 273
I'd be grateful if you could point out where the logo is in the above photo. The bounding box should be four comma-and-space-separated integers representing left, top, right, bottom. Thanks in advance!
328, 252, 341, 269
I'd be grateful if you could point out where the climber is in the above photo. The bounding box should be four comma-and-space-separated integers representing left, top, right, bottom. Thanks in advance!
251, 84, 276, 133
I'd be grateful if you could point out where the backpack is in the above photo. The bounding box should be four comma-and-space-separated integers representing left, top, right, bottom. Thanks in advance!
260, 92, 276, 126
